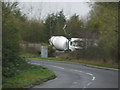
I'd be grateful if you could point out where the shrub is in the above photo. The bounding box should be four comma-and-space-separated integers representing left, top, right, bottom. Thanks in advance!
21, 47, 39, 56
48, 45, 56, 57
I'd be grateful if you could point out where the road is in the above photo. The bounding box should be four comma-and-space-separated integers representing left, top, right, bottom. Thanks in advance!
28, 59, 118, 88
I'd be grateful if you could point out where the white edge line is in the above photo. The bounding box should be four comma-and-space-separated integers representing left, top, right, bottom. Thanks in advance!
86, 73, 93, 76
50, 65, 64, 69
73, 69, 82, 72
87, 82, 92, 86
92, 77, 95, 81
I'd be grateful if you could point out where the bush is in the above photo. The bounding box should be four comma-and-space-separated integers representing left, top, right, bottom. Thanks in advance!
2, 2, 28, 78
41, 43, 48, 46
21, 47, 39, 56
59, 46, 113, 61
2, 48, 28, 77
48, 45, 56, 57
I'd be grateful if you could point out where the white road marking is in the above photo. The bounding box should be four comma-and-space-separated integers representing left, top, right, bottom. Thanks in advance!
71, 69, 95, 88
50, 65, 64, 69
83, 82, 92, 88
73, 69, 83, 72
86, 73, 93, 76
87, 82, 92, 86
73, 82, 78, 84
92, 77, 95, 81
31, 63, 41, 65
86, 72, 95, 81
83, 73, 95, 88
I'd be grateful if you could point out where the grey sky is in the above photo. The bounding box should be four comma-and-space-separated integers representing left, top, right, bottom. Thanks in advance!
19, 2, 91, 20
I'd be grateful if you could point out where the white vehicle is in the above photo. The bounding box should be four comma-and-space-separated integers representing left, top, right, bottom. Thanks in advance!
49, 36, 83, 51
69, 38, 84, 51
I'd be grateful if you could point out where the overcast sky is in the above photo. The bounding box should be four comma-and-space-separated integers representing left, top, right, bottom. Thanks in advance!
16, 0, 119, 20
18, 2, 92, 20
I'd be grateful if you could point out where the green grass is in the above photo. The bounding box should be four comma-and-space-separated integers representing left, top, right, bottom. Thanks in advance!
3, 65, 56, 88
22, 55, 119, 69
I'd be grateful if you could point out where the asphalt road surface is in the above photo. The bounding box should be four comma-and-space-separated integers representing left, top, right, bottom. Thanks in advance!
28, 59, 118, 88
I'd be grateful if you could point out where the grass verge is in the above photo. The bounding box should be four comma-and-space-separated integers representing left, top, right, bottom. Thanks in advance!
22, 55, 119, 69
3, 65, 56, 88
